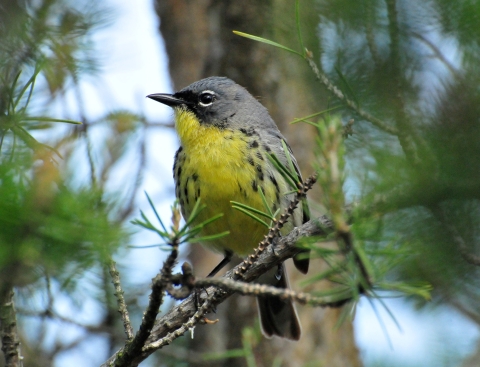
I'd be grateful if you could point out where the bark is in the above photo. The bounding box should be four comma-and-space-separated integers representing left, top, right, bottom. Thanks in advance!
154, 1, 362, 366
0, 290, 22, 367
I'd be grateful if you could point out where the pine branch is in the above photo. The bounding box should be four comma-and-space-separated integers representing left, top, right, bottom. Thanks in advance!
100, 214, 334, 367
109, 261, 134, 340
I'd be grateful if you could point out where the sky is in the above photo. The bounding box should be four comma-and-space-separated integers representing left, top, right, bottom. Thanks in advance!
51, 0, 480, 366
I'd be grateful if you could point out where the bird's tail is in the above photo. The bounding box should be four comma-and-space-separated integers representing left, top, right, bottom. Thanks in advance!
256, 263, 301, 340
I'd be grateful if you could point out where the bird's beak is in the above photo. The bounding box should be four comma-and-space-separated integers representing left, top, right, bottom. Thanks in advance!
147, 93, 186, 107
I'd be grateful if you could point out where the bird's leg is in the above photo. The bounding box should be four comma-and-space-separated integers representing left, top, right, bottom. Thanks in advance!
274, 263, 283, 281
207, 250, 233, 278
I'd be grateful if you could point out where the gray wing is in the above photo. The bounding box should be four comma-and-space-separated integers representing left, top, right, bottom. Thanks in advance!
263, 131, 311, 274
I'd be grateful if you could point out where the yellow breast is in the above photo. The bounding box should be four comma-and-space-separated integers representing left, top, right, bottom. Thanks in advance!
173, 108, 280, 255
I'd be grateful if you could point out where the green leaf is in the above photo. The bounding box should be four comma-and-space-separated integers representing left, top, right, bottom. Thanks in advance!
231, 200, 274, 221
9, 70, 22, 113
187, 213, 224, 233
231, 205, 270, 228
295, 0, 305, 57
233, 31, 303, 57
192, 231, 230, 243
290, 106, 342, 125
377, 282, 432, 300
14, 65, 42, 111
177, 198, 205, 236
301, 262, 347, 285
281, 139, 299, 182
258, 186, 273, 217
352, 241, 374, 281
309, 286, 354, 299
267, 153, 298, 189
366, 291, 400, 344
23, 116, 82, 125
145, 191, 168, 233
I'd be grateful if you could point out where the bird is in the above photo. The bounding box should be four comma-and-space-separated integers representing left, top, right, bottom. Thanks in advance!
147, 76, 309, 340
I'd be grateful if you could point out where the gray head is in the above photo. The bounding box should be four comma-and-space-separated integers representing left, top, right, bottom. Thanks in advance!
147, 76, 277, 131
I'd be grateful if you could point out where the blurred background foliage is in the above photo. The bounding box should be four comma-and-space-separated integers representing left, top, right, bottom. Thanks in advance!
1, 0, 480, 366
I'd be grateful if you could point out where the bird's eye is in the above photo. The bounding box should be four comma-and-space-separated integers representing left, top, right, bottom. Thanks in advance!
198, 91, 215, 107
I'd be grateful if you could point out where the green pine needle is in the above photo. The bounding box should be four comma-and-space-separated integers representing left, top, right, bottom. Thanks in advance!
187, 213, 224, 233
258, 186, 274, 217
193, 231, 231, 243
281, 139, 299, 182
295, 0, 305, 57
231, 200, 274, 221
290, 107, 341, 125
23, 116, 82, 125
233, 31, 303, 57
145, 191, 168, 233
267, 153, 298, 189
231, 205, 270, 228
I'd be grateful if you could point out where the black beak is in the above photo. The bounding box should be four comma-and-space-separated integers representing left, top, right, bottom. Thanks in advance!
147, 93, 186, 107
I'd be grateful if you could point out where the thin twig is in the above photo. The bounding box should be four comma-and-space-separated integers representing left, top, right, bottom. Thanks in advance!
17, 307, 109, 334
411, 32, 460, 77
143, 291, 216, 351
112, 239, 180, 367
109, 261, 134, 340
195, 278, 351, 308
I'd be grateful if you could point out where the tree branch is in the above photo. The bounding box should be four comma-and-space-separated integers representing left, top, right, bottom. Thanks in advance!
194, 277, 352, 308
101, 215, 335, 367
0, 290, 23, 367
109, 261, 134, 340
110, 239, 180, 367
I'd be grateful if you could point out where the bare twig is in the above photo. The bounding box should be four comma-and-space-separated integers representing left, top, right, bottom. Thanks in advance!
411, 32, 460, 77
112, 238, 180, 367
109, 261, 134, 340
0, 290, 23, 367
143, 291, 216, 351
195, 277, 351, 308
